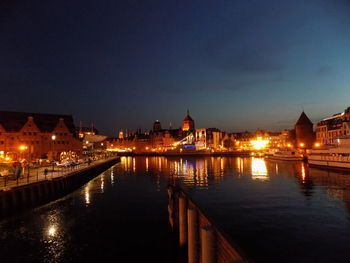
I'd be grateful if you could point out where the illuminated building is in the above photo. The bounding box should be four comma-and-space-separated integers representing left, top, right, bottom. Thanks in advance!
0, 111, 82, 161
119, 130, 124, 139
182, 110, 195, 131
77, 125, 98, 139
195, 128, 222, 149
316, 107, 350, 145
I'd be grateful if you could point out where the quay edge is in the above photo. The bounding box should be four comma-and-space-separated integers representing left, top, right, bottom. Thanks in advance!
0, 157, 120, 218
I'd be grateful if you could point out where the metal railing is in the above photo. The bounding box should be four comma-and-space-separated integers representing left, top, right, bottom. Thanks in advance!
0, 156, 117, 190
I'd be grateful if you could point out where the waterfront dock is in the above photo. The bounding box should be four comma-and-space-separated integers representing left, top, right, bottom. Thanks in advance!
0, 156, 120, 217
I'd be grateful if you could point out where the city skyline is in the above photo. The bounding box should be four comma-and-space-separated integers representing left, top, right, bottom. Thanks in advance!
1, 1, 350, 135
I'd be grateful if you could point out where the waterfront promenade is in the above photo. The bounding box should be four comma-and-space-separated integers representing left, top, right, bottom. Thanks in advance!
0, 156, 117, 191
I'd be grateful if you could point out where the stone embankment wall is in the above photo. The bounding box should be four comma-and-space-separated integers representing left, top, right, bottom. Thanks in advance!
0, 157, 120, 217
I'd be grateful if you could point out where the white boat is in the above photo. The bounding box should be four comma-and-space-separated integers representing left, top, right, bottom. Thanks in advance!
264, 148, 279, 157
307, 137, 350, 170
265, 149, 304, 161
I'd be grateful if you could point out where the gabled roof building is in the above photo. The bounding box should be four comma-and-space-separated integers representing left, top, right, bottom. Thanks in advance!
0, 111, 82, 161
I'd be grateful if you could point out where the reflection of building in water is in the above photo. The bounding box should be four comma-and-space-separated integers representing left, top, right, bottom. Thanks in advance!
236, 157, 244, 175
295, 162, 314, 198
308, 169, 350, 204
195, 159, 208, 187
251, 158, 269, 181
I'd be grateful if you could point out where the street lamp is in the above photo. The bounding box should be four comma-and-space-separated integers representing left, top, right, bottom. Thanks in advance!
51, 135, 56, 172
19, 145, 28, 160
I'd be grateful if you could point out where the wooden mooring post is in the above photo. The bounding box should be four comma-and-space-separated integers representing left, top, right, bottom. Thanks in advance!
168, 185, 250, 263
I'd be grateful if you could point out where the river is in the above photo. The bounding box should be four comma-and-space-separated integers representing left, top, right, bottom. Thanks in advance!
1, 156, 350, 262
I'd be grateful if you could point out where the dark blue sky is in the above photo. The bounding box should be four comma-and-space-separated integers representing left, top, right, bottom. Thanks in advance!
1, 0, 350, 136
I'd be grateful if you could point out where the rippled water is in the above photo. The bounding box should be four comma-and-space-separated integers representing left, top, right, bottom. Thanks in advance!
1, 156, 350, 262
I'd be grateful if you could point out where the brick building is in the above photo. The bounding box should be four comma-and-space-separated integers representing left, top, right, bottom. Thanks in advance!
294, 111, 315, 149
0, 111, 82, 162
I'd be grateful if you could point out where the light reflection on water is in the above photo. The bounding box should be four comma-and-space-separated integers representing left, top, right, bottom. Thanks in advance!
1, 157, 350, 263
251, 157, 268, 181
119, 156, 350, 262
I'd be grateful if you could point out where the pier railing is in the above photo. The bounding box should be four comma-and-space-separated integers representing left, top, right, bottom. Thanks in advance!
168, 185, 250, 263
0, 155, 116, 191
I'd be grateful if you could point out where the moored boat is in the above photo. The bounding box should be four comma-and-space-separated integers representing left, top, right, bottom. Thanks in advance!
307, 137, 350, 170
265, 149, 304, 161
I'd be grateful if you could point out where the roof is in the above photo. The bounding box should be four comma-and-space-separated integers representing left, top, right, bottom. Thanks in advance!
77, 126, 99, 134
0, 111, 77, 133
183, 114, 194, 122
295, 111, 313, 126
183, 109, 194, 122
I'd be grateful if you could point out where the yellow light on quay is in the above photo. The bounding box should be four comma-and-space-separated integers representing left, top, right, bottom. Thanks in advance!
250, 138, 269, 150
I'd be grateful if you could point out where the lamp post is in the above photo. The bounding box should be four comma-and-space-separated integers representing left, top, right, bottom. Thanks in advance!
51, 135, 56, 172
19, 145, 27, 160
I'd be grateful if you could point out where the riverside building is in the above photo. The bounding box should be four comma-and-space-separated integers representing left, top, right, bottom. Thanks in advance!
316, 107, 350, 145
0, 111, 82, 162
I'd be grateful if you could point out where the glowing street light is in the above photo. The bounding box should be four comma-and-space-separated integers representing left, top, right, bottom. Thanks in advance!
250, 137, 269, 150
19, 145, 27, 151
19, 145, 28, 160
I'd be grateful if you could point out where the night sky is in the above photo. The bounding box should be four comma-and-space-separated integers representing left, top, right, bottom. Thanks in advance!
1, 0, 350, 136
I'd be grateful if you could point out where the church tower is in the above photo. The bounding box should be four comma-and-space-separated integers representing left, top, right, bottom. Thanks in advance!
153, 120, 162, 132
182, 110, 195, 131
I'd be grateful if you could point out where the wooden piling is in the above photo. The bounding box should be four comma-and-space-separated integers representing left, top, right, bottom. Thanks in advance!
201, 225, 216, 263
179, 196, 188, 247
188, 207, 199, 263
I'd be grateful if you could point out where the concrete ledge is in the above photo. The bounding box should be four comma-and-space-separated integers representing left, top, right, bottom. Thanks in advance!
0, 157, 120, 218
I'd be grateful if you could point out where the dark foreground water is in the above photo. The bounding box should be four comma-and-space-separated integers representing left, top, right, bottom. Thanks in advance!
1, 156, 350, 262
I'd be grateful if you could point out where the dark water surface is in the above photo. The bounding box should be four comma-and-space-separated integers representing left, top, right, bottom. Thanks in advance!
1, 156, 350, 262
